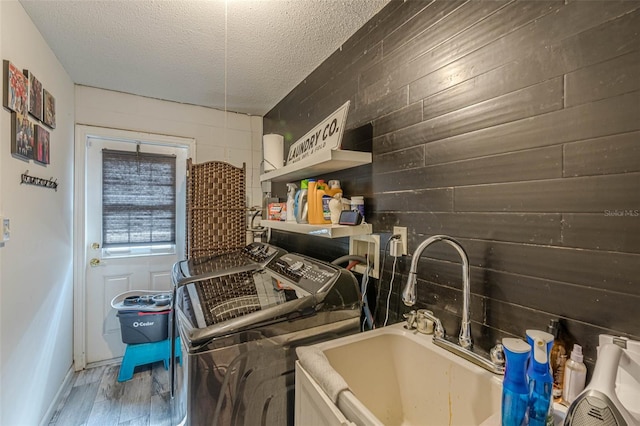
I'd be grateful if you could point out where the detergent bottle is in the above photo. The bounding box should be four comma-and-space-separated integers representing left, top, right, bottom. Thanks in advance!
307, 179, 318, 224
309, 180, 330, 224
285, 183, 297, 222
294, 179, 309, 224
526, 330, 555, 426
501, 338, 531, 426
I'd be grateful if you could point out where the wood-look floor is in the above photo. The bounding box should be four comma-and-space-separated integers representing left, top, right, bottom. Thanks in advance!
48, 361, 171, 426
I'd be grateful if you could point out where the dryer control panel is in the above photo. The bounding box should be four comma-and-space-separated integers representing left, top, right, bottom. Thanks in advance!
268, 253, 339, 295
242, 242, 281, 264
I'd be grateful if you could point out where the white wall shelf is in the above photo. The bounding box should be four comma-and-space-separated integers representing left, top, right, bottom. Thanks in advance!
259, 149, 371, 182
260, 220, 372, 239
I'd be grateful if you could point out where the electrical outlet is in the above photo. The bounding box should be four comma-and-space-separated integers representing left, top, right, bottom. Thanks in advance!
1, 217, 9, 242
393, 226, 407, 256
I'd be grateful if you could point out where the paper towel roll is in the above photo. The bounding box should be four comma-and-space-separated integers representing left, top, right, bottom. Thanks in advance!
263, 134, 284, 171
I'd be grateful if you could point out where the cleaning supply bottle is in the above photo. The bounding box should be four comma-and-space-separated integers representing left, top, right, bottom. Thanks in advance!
319, 183, 331, 224
310, 179, 330, 224
351, 196, 365, 221
526, 330, 554, 426
285, 183, 297, 222
329, 194, 342, 224
562, 344, 587, 404
547, 319, 567, 402
307, 179, 318, 224
326, 180, 343, 197
294, 179, 309, 224
501, 338, 531, 426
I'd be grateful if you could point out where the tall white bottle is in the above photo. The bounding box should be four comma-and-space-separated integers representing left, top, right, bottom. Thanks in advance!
285, 183, 297, 222
562, 344, 587, 404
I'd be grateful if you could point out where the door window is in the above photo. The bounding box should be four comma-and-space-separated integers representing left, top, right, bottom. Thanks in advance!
101, 148, 177, 258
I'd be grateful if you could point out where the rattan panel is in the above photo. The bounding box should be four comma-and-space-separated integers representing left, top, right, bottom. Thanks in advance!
186, 159, 246, 258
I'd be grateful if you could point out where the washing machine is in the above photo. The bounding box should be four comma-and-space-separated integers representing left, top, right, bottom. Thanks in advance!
170, 247, 362, 426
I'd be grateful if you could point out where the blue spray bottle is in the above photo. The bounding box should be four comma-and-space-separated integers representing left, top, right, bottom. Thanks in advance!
525, 330, 554, 426
501, 338, 531, 426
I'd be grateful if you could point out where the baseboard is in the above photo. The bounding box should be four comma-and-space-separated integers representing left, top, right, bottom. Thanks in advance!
39, 365, 75, 426
86, 356, 122, 370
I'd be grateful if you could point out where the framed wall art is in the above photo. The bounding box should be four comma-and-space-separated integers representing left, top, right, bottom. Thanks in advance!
34, 124, 50, 165
3, 60, 28, 115
43, 88, 56, 129
11, 113, 34, 160
24, 69, 43, 121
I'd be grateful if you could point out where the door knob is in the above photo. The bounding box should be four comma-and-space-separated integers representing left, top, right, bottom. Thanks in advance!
91, 242, 100, 250
89, 258, 101, 267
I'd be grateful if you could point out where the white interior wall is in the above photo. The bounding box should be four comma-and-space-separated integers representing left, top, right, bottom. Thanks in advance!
0, 3, 263, 423
0, 2, 76, 425
75, 86, 263, 208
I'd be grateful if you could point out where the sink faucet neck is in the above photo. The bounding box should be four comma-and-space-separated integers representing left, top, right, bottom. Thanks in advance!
401, 235, 472, 349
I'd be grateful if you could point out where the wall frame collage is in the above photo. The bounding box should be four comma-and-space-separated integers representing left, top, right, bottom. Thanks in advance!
3, 59, 55, 165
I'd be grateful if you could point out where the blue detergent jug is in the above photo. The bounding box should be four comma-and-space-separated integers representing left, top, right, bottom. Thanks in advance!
525, 330, 554, 426
502, 338, 531, 426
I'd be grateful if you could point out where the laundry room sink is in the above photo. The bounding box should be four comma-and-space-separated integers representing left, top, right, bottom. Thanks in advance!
296, 322, 503, 426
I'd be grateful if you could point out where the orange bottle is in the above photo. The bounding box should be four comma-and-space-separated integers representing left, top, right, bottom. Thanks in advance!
308, 179, 331, 224
316, 183, 331, 224
307, 180, 318, 224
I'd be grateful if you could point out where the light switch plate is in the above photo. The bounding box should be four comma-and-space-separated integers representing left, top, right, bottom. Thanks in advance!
392, 226, 408, 256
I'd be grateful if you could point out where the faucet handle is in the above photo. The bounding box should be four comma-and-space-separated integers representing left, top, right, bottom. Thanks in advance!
490, 343, 505, 366
414, 310, 445, 338
403, 310, 417, 329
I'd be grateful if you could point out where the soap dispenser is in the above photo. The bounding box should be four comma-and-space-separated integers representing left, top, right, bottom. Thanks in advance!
501, 338, 531, 426
525, 330, 554, 426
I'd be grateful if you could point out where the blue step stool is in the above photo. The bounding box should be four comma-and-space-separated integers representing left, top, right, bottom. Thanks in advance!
118, 337, 182, 382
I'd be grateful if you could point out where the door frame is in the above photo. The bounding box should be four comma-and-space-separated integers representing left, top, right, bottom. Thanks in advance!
73, 125, 195, 370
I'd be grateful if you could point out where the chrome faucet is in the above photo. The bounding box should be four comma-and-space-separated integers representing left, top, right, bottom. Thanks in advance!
401, 235, 505, 375
401, 235, 472, 349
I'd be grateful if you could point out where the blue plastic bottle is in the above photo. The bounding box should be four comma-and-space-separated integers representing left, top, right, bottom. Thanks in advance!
525, 330, 554, 426
501, 338, 531, 426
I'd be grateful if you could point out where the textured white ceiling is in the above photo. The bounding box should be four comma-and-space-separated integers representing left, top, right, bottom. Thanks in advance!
20, 0, 390, 116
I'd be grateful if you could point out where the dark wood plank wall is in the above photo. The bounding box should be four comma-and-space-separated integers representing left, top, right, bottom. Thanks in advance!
263, 0, 640, 367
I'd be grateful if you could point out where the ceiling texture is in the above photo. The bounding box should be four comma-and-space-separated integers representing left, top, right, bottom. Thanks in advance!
20, 0, 390, 116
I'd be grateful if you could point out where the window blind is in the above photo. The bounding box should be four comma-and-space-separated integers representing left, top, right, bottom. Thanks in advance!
102, 148, 176, 247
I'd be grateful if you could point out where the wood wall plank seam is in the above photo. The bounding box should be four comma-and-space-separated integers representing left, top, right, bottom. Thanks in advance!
265, 0, 640, 369
382, 0, 471, 59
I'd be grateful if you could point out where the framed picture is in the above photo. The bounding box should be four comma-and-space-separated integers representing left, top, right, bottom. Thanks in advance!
24, 70, 43, 121
43, 88, 56, 129
11, 113, 35, 160
34, 124, 50, 165
3, 60, 28, 115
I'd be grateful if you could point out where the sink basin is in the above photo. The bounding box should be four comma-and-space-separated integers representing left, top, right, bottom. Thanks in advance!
305, 323, 503, 426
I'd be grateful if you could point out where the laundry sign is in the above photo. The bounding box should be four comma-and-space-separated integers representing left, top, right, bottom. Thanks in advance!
286, 101, 350, 165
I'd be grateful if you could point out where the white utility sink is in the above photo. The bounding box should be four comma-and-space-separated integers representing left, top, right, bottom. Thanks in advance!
295, 322, 503, 426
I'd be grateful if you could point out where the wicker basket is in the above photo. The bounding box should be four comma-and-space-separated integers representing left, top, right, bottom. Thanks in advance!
186, 159, 246, 259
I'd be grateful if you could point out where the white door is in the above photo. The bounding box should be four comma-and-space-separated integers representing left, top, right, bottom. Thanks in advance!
75, 127, 192, 366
